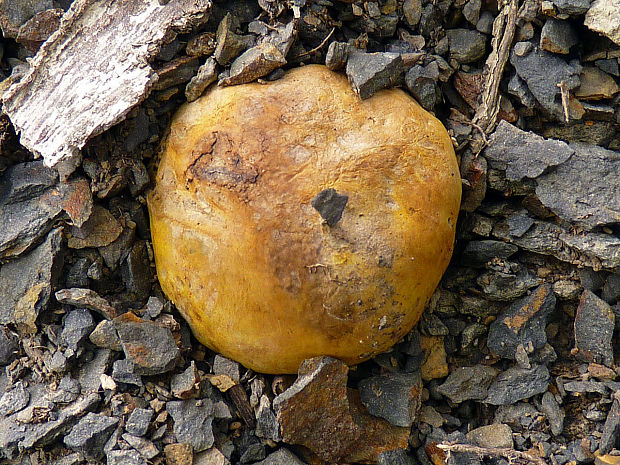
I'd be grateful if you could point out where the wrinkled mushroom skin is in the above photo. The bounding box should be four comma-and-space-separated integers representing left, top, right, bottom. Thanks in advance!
148, 65, 461, 374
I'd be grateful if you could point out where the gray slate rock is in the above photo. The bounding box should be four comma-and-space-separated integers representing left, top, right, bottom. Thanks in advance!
487, 285, 556, 359
345, 51, 404, 100
541, 392, 565, 436
574, 290, 615, 367
171, 361, 200, 399
600, 393, 620, 454
325, 41, 350, 71
552, 0, 590, 14
61, 309, 95, 353
535, 143, 620, 231
255, 448, 307, 465
213, 354, 241, 382
476, 268, 540, 301
466, 424, 513, 448
112, 359, 143, 387
404, 63, 441, 110
89, 320, 122, 351
64, 413, 119, 461
0, 326, 18, 366
113, 314, 179, 375
220, 42, 287, 86
78, 348, 115, 393
0, 227, 63, 328
602, 272, 620, 304
484, 120, 574, 181
540, 18, 578, 54
461, 240, 519, 267
0, 382, 30, 416
167, 399, 215, 452
484, 364, 550, 405
378, 448, 416, 465
359, 371, 422, 427
447, 29, 486, 64
213, 13, 253, 66
107, 450, 147, 465
0, 161, 63, 261
125, 408, 153, 437
240, 442, 266, 463
510, 43, 581, 118
255, 395, 281, 442
437, 365, 499, 403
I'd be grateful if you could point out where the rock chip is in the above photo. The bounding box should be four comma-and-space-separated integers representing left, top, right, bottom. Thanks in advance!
0, 227, 63, 331
214, 13, 254, 65
540, 19, 578, 54
466, 424, 513, 448
0, 382, 30, 416
255, 395, 281, 441
484, 364, 550, 405
219, 42, 287, 86
584, 0, 620, 46
213, 355, 241, 383
446, 29, 486, 64
68, 206, 122, 249
437, 365, 500, 403
63, 413, 119, 461
359, 371, 423, 427
325, 41, 350, 71
403, 0, 422, 27
575, 67, 619, 100
600, 393, 620, 454
171, 361, 201, 399
164, 443, 194, 465
254, 448, 306, 465
273, 357, 409, 464
167, 399, 215, 452
484, 120, 574, 181
60, 309, 95, 353
552, 0, 590, 14
541, 391, 564, 436
378, 448, 416, 465
405, 63, 441, 110
89, 320, 122, 351
420, 335, 449, 381
535, 143, 620, 231
345, 51, 404, 99
113, 312, 179, 375
186, 57, 218, 102
460, 240, 518, 268
126, 408, 153, 437
510, 44, 581, 118
107, 450, 147, 465
0, 326, 18, 366
487, 285, 556, 360
574, 290, 615, 367
55, 288, 118, 319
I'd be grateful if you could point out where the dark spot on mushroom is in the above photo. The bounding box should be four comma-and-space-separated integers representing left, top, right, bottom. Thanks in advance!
311, 188, 348, 227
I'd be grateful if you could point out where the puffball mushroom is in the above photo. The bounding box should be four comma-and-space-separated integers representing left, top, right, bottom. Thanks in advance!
148, 65, 461, 374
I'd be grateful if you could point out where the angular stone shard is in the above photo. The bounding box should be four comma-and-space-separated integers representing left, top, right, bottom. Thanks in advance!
484, 364, 550, 405
487, 285, 556, 360
273, 357, 409, 464
484, 120, 574, 181
574, 290, 615, 367
2, 0, 212, 175
437, 365, 499, 403
584, 0, 620, 46
535, 143, 620, 231
346, 51, 404, 99
167, 399, 215, 452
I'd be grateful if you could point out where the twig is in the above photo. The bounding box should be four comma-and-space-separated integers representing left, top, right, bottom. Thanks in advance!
472, 0, 519, 134
437, 443, 548, 465
295, 27, 336, 59
557, 81, 570, 124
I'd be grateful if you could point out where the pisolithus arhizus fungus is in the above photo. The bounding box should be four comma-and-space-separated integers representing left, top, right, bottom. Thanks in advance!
147, 65, 461, 374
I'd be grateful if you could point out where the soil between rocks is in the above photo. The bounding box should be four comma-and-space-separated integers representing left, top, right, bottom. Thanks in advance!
0, 1, 619, 464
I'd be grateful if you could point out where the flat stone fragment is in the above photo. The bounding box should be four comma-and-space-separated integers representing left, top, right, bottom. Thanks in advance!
255, 395, 281, 441
61, 309, 95, 352
0, 382, 30, 416
405, 64, 441, 111
484, 364, 550, 405
575, 67, 620, 100
600, 393, 620, 454
325, 41, 350, 70
63, 413, 119, 461
378, 449, 416, 465
107, 450, 147, 465
552, 0, 590, 14
186, 57, 218, 102
125, 408, 153, 437
0, 161, 62, 260
584, 0, 620, 46
359, 372, 423, 427
2, 0, 212, 174
540, 18, 578, 54
55, 288, 118, 319
0, 326, 18, 366
437, 365, 500, 403
171, 361, 201, 399
484, 120, 574, 181
311, 188, 349, 227
0, 227, 63, 330
219, 42, 287, 86
214, 13, 253, 65
194, 447, 231, 465
89, 320, 122, 351
167, 399, 215, 452
113, 312, 179, 375
541, 391, 565, 436
153, 56, 200, 91
510, 44, 581, 118
345, 51, 404, 99
164, 443, 194, 465
535, 143, 620, 231
466, 424, 513, 448
68, 206, 122, 249
487, 285, 556, 360
574, 290, 615, 367
254, 448, 306, 465
273, 357, 409, 464
447, 29, 486, 64
460, 240, 518, 267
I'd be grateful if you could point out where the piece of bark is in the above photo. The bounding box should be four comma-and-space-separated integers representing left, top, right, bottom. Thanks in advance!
2, 0, 211, 178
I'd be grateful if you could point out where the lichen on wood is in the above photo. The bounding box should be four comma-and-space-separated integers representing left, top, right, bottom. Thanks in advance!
1, 0, 212, 178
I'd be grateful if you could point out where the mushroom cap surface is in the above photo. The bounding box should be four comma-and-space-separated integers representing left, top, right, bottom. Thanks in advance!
148, 65, 461, 374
